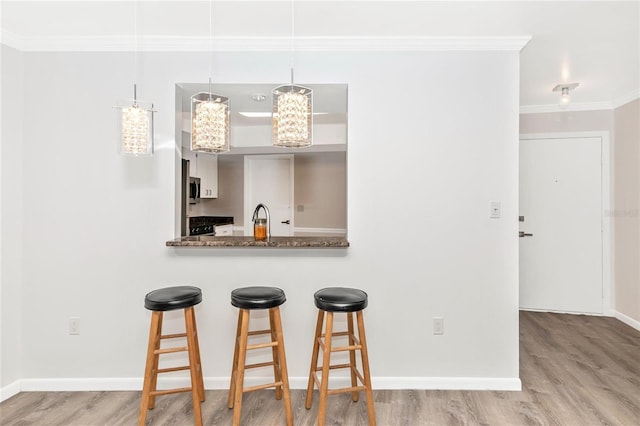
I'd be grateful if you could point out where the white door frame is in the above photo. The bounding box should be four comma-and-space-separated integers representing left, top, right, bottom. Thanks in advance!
519, 131, 613, 316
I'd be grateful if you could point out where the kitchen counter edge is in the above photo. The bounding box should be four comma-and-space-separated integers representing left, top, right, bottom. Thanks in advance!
166, 236, 349, 248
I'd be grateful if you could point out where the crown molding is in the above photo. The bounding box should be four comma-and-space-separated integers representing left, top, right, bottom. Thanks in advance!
1, 32, 531, 52
0, 30, 22, 50
520, 87, 640, 114
611, 88, 640, 109
520, 101, 614, 114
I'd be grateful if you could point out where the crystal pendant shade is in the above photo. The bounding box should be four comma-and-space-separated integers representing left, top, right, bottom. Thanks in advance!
191, 93, 230, 153
272, 84, 313, 148
115, 100, 154, 156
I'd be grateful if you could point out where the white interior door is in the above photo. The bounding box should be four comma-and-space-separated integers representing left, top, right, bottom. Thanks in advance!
244, 155, 294, 237
519, 136, 603, 314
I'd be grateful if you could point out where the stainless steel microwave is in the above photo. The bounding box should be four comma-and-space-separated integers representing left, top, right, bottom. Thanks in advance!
189, 177, 200, 204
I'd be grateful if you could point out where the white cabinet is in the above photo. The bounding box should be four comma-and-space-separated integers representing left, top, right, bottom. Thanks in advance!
197, 155, 218, 198
182, 148, 218, 198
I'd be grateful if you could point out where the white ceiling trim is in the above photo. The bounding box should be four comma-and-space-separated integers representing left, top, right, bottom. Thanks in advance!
611, 89, 640, 110
520, 88, 640, 114
520, 101, 614, 114
0, 30, 21, 50
1, 31, 531, 52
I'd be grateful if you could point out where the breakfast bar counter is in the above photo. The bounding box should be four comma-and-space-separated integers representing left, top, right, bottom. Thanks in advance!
166, 236, 349, 248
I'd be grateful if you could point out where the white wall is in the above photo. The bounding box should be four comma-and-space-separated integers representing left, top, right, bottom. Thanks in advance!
519, 109, 614, 135
294, 152, 347, 230
8, 49, 520, 391
1, 45, 24, 392
613, 99, 640, 324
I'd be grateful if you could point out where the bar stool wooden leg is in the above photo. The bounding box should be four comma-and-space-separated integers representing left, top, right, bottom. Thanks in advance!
184, 307, 203, 426
272, 307, 294, 426
139, 311, 162, 426
187, 306, 205, 402
269, 308, 283, 400
305, 310, 324, 409
347, 312, 359, 402
317, 312, 334, 426
357, 310, 376, 426
232, 309, 250, 426
227, 311, 243, 409
148, 312, 163, 410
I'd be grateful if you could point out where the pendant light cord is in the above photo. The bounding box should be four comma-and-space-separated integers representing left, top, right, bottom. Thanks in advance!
208, 0, 213, 99
290, 0, 294, 86
133, 0, 138, 105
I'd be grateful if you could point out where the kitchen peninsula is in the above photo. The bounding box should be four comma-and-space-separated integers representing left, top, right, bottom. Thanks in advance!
166, 235, 349, 248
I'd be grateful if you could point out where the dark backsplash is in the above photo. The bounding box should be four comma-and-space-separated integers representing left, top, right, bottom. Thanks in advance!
189, 216, 234, 227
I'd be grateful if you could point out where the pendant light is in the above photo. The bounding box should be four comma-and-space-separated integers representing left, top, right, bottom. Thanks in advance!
272, 0, 312, 148
115, 0, 155, 156
191, 0, 230, 153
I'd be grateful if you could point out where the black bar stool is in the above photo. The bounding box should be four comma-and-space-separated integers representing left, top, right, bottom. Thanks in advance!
305, 287, 376, 426
228, 286, 293, 426
139, 286, 205, 426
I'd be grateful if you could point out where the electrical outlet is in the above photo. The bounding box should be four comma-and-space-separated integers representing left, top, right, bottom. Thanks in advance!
433, 317, 444, 335
69, 317, 80, 335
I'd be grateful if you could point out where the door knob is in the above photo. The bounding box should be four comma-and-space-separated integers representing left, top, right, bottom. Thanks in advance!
519, 231, 533, 237
281, 220, 290, 224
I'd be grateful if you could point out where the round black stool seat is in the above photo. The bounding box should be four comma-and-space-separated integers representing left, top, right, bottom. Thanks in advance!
231, 286, 286, 309
314, 287, 368, 312
144, 286, 202, 311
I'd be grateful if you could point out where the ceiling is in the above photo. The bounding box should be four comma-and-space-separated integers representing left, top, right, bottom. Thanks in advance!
2, 1, 639, 111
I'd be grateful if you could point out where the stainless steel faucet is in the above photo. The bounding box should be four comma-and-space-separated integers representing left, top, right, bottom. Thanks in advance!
252, 203, 271, 239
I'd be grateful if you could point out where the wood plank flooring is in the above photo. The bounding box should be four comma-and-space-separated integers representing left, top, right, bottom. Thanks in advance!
1, 311, 639, 425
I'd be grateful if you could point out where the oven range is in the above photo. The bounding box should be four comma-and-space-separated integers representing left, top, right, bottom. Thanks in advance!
188, 216, 234, 236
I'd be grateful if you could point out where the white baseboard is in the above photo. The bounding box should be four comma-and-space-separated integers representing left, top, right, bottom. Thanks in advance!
20, 378, 144, 392
520, 307, 608, 316
604, 308, 616, 317
614, 311, 640, 331
4, 375, 521, 399
0, 380, 21, 402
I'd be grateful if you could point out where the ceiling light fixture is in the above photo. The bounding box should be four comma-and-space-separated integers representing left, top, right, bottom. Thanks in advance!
191, 0, 230, 153
115, 0, 155, 156
272, 0, 312, 148
251, 94, 267, 102
553, 83, 579, 108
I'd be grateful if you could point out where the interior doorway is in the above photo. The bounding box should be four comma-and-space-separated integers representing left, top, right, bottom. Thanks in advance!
244, 155, 294, 237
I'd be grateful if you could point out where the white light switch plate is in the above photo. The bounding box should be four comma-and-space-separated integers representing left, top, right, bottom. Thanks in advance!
490, 201, 501, 219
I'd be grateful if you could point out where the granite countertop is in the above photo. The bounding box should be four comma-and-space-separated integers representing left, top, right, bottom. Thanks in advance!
166, 236, 349, 248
